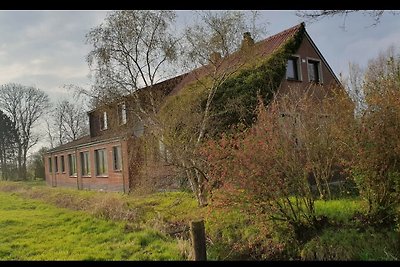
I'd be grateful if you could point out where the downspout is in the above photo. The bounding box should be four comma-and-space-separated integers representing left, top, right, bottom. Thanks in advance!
75, 147, 81, 190
120, 138, 126, 194
51, 152, 55, 187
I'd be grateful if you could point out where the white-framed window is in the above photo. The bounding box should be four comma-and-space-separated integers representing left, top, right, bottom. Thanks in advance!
117, 102, 127, 125
307, 58, 323, 84
286, 55, 302, 81
60, 155, 65, 173
95, 149, 108, 176
100, 111, 108, 130
68, 154, 77, 176
112, 146, 122, 171
54, 156, 59, 173
48, 157, 52, 173
80, 151, 90, 176
133, 120, 144, 137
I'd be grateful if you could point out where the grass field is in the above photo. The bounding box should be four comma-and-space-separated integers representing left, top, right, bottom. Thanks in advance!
0, 191, 183, 260
0, 181, 398, 260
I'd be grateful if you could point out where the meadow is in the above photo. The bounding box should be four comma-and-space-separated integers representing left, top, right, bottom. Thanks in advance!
0, 189, 183, 260
0, 181, 398, 260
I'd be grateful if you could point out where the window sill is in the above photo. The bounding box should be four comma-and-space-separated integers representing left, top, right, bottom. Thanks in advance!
287, 78, 302, 82
69, 175, 77, 178
309, 81, 323, 85
113, 169, 122, 173
96, 175, 109, 178
82, 175, 91, 178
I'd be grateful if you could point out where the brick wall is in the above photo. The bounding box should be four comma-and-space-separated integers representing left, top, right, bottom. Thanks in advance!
280, 35, 340, 96
45, 139, 128, 192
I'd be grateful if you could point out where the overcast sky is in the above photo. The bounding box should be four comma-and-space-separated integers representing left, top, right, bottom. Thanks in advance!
1, 10, 400, 151
2, 10, 400, 102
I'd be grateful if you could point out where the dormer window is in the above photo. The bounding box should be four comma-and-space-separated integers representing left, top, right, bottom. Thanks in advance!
286, 56, 301, 81
117, 103, 127, 125
307, 58, 322, 84
100, 111, 108, 130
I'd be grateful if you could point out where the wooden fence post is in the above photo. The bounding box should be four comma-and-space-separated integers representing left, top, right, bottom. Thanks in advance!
190, 219, 207, 261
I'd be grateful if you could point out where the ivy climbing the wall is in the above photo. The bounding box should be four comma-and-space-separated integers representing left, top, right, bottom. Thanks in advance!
160, 23, 305, 140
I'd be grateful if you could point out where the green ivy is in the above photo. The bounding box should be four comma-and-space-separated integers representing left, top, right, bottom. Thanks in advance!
209, 24, 305, 136
160, 23, 305, 140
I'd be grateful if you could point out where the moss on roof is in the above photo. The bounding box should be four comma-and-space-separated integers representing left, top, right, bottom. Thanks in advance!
159, 23, 306, 142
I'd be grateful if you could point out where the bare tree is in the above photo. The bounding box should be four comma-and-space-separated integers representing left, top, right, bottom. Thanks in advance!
74, 10, 183, 194
185, 10, 266, 143
339, 46, 400, 117
160, 11, 267, 206
83, 10, 180, 125
47, 99, 88, 147
340, 62, 367, 115
0, 83, 51, 180
296, 10, 399, 28
27, 146, 48, 180
364, 45, 400, 94
0, 110, 19, 180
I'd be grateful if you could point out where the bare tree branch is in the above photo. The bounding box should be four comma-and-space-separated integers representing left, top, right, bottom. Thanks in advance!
0, 84, 51, 179
296, 10, 399, 29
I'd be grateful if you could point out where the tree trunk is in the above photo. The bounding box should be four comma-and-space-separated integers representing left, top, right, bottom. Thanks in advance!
194, 169, 207, 207
20, 148, 28, 180
17, 145, 23, 180
0, 149, 4, 180
184, 161, 207, 207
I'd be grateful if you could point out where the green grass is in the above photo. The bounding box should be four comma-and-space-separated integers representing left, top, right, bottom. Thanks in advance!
0, 181, 203, 226
128, 191, 202, 222
0, 181, 399, 261
300, 228, 399, 260
315, 198, 366, 223
0, 191, 183, 260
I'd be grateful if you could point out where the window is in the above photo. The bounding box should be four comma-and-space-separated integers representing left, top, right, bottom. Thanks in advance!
60, 155, 65, 173
113, 146, 122, 171
159, 139, 166, 158
100, 111, 108, 130
133, 120, 144, 137
48, 157, 52, 173
80, 151, 90, 176
95, 149, 108, 176
68, 154, 77, 176
54, 156, 58, 173
307, 59, 322, 83
286, 57, 300, 80
117, 103, 127, 125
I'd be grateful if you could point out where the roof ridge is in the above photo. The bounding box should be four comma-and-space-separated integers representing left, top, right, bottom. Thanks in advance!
255, 22, 304, 46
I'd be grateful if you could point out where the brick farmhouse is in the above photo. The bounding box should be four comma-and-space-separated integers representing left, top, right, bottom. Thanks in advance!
44, 22, 341, 192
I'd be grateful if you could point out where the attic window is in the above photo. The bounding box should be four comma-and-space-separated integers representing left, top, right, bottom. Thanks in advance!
100, 111, 108, 130
307, 59, 322, 83
117, 103, 127, 125
286, 56, 301, 81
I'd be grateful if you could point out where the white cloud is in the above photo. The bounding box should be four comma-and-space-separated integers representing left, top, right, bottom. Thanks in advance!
2, 10, 400, 154
0, 10, 107, 97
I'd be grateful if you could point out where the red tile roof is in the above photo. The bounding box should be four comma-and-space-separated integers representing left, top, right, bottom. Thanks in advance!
47, 23, 305, 154
255, 22, 304, 58
170, 22, 305, 95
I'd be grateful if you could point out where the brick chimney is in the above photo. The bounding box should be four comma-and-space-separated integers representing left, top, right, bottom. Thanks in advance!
209, 51, 222, 64
241, 32, 254, 50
